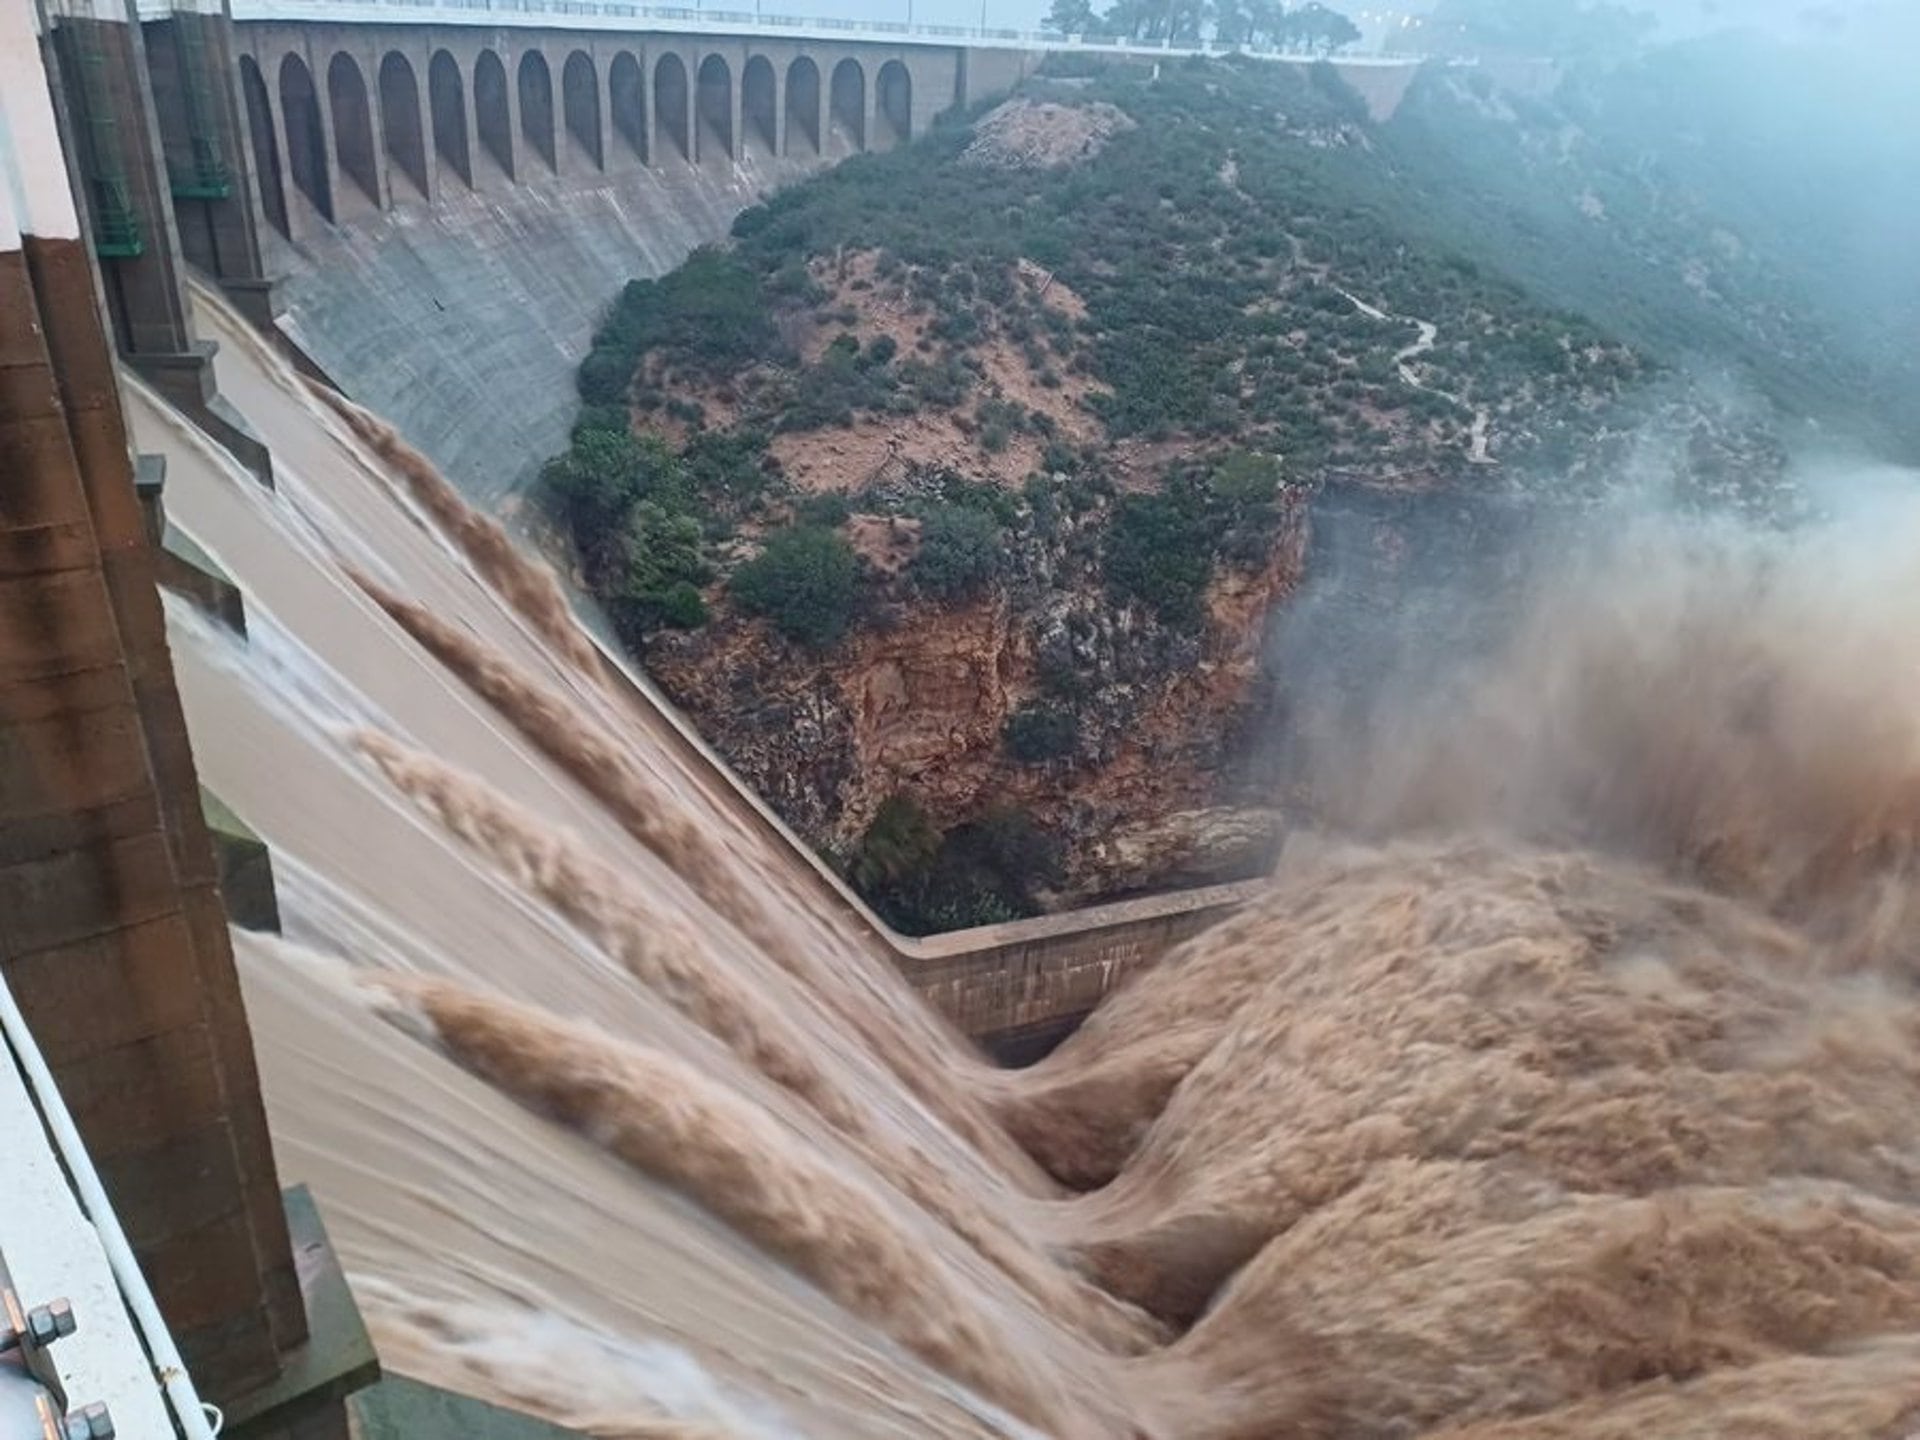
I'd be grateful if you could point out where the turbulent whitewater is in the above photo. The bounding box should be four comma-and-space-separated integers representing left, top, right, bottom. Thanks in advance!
129, 286, 1920, 1438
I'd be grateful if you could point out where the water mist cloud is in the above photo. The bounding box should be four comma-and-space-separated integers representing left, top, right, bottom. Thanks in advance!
1281, 470, 1920, 960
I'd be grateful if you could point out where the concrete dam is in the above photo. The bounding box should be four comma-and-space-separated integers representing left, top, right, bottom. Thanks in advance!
58, 0, 1404, 1063
2, 7, 1296, 1428
16, 2, 1920, 1437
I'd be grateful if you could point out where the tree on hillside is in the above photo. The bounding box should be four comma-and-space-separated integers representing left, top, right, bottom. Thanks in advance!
850, 794, 941, 892
617, 501, 709, 633
1103, 490, 1217, 627
910, 505, 1003, 602
730, 524, 860, 648
1288, 1, 1360, 54
1212, 0, 1251, 44
540, 430, 681, 535
1044, 0, 1097, 33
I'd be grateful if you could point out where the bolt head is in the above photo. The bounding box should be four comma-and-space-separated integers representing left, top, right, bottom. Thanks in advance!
62, 1402, 112, 1440
27, 1299, 75, 1345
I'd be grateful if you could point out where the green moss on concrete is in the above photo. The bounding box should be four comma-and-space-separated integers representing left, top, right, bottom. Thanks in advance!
353, 1376, 589, 1440
159, 519, 248, 634
225, 1187, 379, 1437
201, 786, 280, 932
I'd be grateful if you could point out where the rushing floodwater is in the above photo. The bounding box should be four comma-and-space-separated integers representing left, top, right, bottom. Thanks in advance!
124, 287, 1920, 1438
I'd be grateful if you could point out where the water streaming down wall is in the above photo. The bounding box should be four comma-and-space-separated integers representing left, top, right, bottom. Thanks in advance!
135, 282, 1920, 1438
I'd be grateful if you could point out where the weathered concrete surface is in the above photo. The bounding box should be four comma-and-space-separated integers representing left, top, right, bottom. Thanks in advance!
263, 151, 832, 504
0, 222, 298, 1399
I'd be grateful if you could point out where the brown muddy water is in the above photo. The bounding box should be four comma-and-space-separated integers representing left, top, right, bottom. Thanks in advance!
125, 287, 1920, 1438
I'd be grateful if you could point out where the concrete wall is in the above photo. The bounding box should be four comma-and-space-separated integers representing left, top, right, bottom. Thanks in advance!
535, 607, 1260, 1054
259, 144, 831, 504
233, 23, 967, 238
907, 886, 1244, 1058
231, 23, 998, 501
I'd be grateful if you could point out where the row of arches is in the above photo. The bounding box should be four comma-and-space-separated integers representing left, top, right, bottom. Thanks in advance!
241, 43, 914, 232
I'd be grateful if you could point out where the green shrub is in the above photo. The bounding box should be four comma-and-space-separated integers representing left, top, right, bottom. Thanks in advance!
624, 501, 707, 595
682, 427, 773, 507
782, 342, 896, 431
1209, 450, 1284, 504
1103, 489, 1217, 626
951, 809, 1062, 896
849, 800, 1057, 936
577, 345, 636, 406
850, 794, 941, 891
730, 524, 860, 648
651, 580, 709, 629
910, 505, 1002, 601
540, 431, 681, 533
571, 404, 630, 440
595, 250, 775, 384
1003, 702, 1078, 763
795, 492, 853, 528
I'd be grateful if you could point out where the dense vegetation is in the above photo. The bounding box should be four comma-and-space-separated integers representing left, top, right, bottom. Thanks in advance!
730, 525, 859, 648
536, 43, 1885, 930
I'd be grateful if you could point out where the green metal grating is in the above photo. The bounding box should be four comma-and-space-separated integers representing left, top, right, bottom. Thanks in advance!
67, 27, 144, 258
167, 19, 231, 199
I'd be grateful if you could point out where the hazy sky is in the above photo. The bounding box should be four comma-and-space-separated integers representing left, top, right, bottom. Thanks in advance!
784, 0, 1919, 46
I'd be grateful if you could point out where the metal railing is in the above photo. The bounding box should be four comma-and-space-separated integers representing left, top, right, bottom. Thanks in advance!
58, 26, 144, 259
206, 0, 1423, 63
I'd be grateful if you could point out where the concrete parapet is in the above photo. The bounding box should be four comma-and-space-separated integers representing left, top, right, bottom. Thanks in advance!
906, 882, 1254, 1055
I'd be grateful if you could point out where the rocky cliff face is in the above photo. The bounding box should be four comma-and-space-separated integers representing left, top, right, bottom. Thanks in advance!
540, 72, 1807, 928
649, 487, 1305, 902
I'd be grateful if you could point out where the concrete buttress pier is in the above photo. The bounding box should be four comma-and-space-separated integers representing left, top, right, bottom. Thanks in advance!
1, 9, 372, 1433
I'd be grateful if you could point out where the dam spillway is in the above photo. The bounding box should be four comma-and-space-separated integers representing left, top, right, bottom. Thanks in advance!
133, 277, 1920, 1440
14, 3, 1920, 1435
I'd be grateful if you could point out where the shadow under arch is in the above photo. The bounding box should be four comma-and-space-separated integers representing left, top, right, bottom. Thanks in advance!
428, 49, 471, 188
518, 49, 556, 172
562, 49, 601, 169
741, 55, 776, 158
474, 48, 513, 178
696, 53, 732, 164
279, 52, 332, 219
239, 54, 286, 235
876, 59, 911, 150
327, 52, 378, 205
654, 52, 689, 162
829, 56, 864, 154
378, 51, 428, 198
784, 56, 820, 156
609, 50, 646, 162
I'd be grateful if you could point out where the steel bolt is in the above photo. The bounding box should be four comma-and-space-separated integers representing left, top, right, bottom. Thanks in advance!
27, 1299, 75, 1347
61, 1402, 113, 1440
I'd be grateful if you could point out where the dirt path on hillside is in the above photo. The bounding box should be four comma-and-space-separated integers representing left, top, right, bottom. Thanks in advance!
1339, 289, 1496, 465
